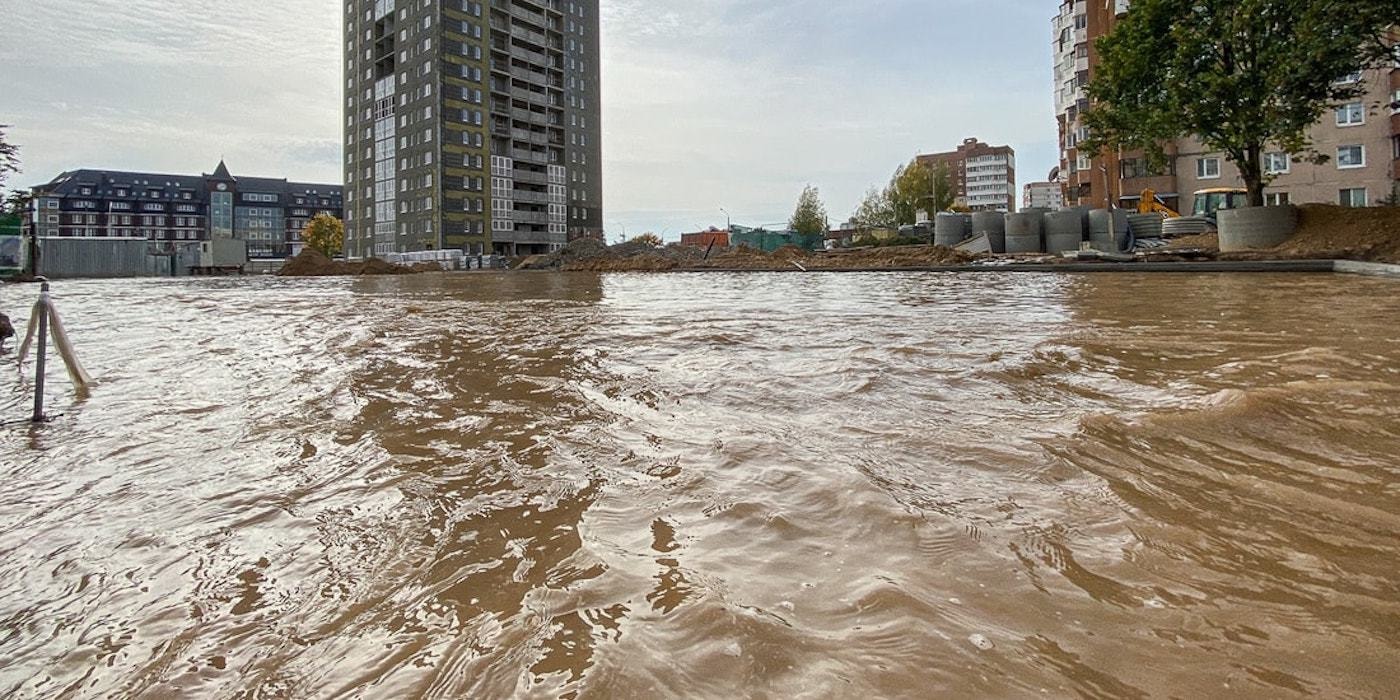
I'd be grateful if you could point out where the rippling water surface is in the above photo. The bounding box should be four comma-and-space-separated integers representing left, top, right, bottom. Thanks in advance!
1, 271, 1398, 698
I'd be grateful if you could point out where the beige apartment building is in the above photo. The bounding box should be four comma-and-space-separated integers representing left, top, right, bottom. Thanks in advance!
1054, 0, 1399, 211
1174, 68, 1398, 208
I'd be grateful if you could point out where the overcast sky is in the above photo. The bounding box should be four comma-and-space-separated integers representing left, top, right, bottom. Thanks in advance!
1, 0, 1059, 239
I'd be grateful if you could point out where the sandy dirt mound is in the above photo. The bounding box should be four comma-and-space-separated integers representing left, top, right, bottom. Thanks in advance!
684, 244, 973, 270
523, 238, 704, 271
1273, 205, 1400, 262
527, 238, 972, 273
1150, 206, 1400, 263
278, 249, 422, 277
1215, 205, 1400, 263
567, 254, 683, 272
809, 245, 975, 269
1164, 232, 1221, 250
556, 241, 976, 272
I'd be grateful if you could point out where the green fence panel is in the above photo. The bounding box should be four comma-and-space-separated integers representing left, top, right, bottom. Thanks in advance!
729, 227, 824, 253
0, 215, 21, 276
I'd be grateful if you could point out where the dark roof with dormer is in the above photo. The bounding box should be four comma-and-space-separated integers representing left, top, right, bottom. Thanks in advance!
209, 160, 235, 182
30, 164, 341, 202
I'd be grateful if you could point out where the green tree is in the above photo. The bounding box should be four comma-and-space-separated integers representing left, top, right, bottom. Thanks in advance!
887, 161, 928, 226
301, 213, 345, 257
788, 184, 829, 236
930, 163, 955, 213
851, 186, 897, 230
886, 160, 955, 226
630, 232, 663, 247
1083, 0, 1399, 207
4, 190, 30, 217
0, 125, 21, 193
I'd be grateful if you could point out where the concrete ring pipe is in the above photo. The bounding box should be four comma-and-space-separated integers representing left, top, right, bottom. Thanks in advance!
1044, 210, 1087, 255
934, 213, 972, 248
1218, 206, 1299, 252
971, 212, 1007, 254
1004, 212, 1044, 254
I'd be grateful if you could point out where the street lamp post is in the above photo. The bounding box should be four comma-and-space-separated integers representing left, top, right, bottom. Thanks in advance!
720, 207, 731, 232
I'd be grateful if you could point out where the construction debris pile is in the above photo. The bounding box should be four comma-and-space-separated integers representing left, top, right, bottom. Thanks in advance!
517, 238, 974, 272
511, 203, 1400, 274
279, 249, 434, 277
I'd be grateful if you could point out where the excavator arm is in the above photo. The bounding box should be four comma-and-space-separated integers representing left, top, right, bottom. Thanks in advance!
1137, 189, 1181, 218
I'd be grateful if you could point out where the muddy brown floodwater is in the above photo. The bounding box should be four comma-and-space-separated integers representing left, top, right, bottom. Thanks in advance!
1, 271, 1398, 698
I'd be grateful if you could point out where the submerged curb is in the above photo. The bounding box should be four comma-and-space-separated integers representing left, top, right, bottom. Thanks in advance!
1334, 260, 1400, 279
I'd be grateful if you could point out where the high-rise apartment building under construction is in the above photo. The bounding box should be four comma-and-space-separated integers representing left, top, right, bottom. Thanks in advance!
343, 0, 602, 258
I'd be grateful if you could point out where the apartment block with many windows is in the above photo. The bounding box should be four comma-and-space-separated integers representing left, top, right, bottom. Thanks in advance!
22, 161, 342, 259
343, 0, 602, 259
1175, 68, 1399, 208
1051, 0, 1398, 211
916, 138, 1017, 213
1023, 181, 1065, 210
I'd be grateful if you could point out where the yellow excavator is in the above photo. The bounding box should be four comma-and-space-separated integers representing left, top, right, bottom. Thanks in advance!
1138, 189, 1181, 217
1138, 188, 1249, 220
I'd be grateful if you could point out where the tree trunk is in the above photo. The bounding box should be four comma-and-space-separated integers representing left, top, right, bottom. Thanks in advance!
1239, 144, 1267, 207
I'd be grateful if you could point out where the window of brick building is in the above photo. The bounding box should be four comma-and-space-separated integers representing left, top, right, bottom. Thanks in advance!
1264, 152, 1291, 175
1337, 145, 1365, 168
1335, 102, 1365, 126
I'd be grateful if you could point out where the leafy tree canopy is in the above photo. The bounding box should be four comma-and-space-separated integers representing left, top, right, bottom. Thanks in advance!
630, 232, 663, 247
4, 190, 30, 217
1083, 0, 1400, 206
886, 160, 955, 226
301, 213, 345, 257
789, 184, 830, 236
0, 125, 21, 194
851, 186, 898, 230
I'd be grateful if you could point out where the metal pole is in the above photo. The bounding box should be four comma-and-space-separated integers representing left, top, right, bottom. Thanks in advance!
32, 282, 49, 423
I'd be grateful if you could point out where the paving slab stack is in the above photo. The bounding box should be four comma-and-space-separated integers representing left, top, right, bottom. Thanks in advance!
1044, 209, 1088, 255
934, 213, 972, 248
1004, 209, 1047, 253
970, 212, 1007, 254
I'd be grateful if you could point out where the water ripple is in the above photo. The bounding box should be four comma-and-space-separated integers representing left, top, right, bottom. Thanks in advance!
1, 271, 1397, 697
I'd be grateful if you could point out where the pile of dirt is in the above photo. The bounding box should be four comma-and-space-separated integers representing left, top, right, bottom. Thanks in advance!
704, 245, 773, 268
522, 239, 975, 273
566, 254, 684, 272
1269, 205, 1400, 263
771, 245, 812, 262
1149, 206, 1400, 263
813, 245, 975, 269
1164, 232, 1220, 251
517, 238, 706, 271
683, 244, 973, 271
278, 249, 423, 277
